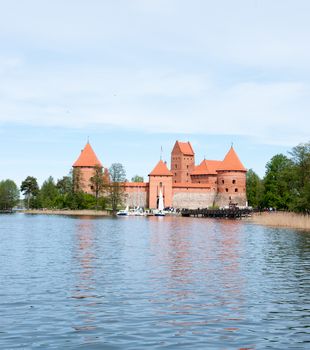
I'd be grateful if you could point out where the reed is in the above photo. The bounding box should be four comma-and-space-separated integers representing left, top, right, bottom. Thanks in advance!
21, 209, 110, 216
252, 211, 310, 230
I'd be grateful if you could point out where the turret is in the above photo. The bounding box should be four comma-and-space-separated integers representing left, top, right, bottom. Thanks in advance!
72, 142, 104, 194
216, 146, 247, 207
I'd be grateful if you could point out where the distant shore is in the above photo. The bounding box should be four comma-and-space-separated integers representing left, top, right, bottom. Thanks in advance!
251, 211, 310, 231
18, 209, 310, 231
21, 209, 110, 216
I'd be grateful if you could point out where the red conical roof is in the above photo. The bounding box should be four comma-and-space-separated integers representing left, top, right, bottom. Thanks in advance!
218, 146, 246, 171
73, 142, 102, 167
149, 160, 173, 176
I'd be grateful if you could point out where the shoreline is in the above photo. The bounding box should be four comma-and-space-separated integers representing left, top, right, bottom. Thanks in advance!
20, 209, 110, 216
16, 209, 310, 231
250, 211, 310, 231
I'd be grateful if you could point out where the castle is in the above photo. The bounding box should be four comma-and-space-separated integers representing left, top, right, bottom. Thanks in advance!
72, 141, 247, 209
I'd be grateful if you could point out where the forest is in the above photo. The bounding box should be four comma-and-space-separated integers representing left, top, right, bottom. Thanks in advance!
246, 141, 310, 213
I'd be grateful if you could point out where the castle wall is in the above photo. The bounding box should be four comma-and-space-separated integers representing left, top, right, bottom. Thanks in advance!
123, 183, 149, 208
172, 185, 217, 209
214, 193, 247, 208
191, 174, 217, 187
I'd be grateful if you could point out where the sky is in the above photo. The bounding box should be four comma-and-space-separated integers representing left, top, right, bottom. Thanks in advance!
0, 0, 309, 186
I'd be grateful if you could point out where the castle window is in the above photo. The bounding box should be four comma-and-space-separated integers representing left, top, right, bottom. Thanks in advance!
160, 182, 162, 187
225, 188, 228, 192
187, 165, 189, 169
175, 164, 177, 169
232, 179, 236, 184
235, 188, 238, 192
175, 173, 177, 176
90, 186, 94, 190
222, 180, 224, 184
187, 173, 189, 176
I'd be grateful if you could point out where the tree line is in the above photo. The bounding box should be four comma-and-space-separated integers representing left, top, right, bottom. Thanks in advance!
1, 141, 308, 213
246, 141, 310, 213
0, 163, 143, 212
20, 163, 129, 212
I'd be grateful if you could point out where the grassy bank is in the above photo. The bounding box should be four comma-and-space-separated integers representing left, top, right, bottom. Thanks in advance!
21, 209, 110, 216
252, 211, 310, 230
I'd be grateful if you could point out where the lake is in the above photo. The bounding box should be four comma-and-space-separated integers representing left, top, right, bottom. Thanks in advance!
0, 214, 309, 349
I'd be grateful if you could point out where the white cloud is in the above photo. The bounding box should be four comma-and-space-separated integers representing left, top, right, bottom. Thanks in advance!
0, 0, 309, 147
0, 61, 308, 146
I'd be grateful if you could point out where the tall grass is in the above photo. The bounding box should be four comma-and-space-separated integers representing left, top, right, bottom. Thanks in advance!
252, 211, 310, 230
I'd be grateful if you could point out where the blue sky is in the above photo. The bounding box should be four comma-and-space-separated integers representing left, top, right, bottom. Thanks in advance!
0, 0, 309, 186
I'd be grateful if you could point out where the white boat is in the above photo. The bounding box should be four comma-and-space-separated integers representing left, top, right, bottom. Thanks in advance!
154, 190, 166, 216
117, 206, 129, 216
132, 207, 146, 216
154, 210, 165, 217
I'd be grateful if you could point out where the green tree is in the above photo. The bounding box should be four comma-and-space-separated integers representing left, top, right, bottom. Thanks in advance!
263, 154, 294, 209
246, 169, 264, 208
131, 175, 144, 182
107, 163, 126, 213
20, 176, 39, 209
56, 176, 72, 195
72, 167, 84, 193
288, 142, 310, 212
39, 176, 59, 208
90, 164, 105, 209
0, 179, 20, 211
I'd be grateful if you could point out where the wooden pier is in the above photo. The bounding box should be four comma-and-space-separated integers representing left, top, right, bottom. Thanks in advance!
181, 208, 252, 219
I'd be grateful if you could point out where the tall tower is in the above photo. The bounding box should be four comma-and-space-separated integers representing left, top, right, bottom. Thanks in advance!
72, 142, 103, 194
216, 146, 247, 207
170, 141, 195, 183
148, 160, 173, 209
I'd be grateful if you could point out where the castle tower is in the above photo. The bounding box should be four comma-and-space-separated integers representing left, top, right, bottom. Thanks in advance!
72, 142, 103, 194
148, 160, 173, 209
216, 146, 247, 207
171, 141, 195, 183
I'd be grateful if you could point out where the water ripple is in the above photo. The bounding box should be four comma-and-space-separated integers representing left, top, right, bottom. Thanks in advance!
0, 214, 309, 349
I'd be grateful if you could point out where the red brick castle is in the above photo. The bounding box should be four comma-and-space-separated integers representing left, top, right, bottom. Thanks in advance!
73, 141, 247, 209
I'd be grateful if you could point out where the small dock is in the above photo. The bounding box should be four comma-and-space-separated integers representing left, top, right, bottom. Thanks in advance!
181, 208, 252, 219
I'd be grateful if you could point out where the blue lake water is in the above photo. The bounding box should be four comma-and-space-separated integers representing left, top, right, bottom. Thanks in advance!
0, 214, 309, 349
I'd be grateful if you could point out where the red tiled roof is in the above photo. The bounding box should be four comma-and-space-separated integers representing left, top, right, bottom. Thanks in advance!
191, 159, 222, 175
217, 146, 246, 171
149, 160, 173, 176
176, 141, 194, 156
73, 142, 102, 167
